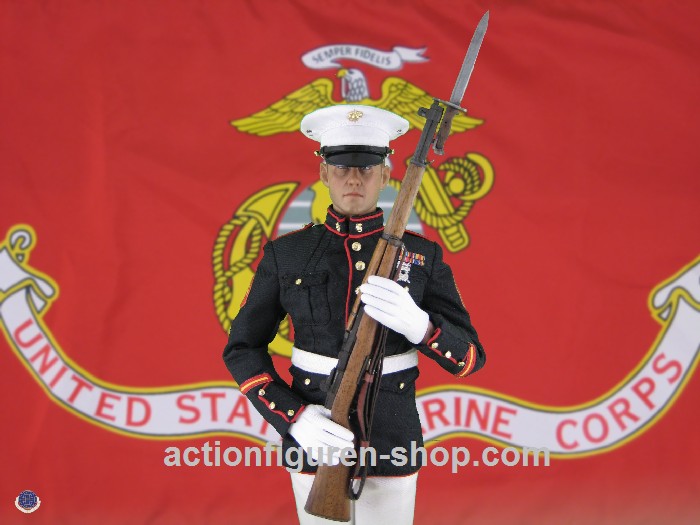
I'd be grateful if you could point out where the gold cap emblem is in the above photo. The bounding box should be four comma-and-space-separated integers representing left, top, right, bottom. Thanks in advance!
347, 109, 363, 122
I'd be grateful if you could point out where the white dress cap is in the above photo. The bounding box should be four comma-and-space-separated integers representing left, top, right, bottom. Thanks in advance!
301, 105, 409, 148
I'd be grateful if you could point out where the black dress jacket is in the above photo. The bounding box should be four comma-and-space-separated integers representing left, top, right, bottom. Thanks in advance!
223, 207, 485, 475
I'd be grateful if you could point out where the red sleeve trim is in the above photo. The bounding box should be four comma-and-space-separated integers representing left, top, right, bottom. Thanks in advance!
427, 327, 442, 346
258, 394, 297, 423
239, 373, 273, 395
457, 343, 477, 378
425, 328, 443, 358
424, 328, 461, 366
290, 404, 307, 424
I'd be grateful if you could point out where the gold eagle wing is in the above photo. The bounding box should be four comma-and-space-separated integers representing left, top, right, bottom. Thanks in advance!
231, 76, 482, 137
231, 78, 337, 136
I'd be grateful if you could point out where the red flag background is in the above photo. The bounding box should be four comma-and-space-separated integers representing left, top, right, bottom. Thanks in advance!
2, 1, 699, 524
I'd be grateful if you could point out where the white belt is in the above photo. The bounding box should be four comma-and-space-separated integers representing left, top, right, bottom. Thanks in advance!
291, 346, 418, 376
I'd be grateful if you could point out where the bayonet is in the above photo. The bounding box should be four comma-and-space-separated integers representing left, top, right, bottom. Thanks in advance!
433, 11, 489, 155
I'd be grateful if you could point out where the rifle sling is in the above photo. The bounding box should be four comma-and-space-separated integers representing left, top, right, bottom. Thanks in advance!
348, 322, 388, 500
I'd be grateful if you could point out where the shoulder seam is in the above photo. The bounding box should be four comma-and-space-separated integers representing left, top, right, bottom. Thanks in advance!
404, 229, 430, 240
275, 222, 315, 240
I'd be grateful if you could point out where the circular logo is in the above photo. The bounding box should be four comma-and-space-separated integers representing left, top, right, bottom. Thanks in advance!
15, 490, 41, 513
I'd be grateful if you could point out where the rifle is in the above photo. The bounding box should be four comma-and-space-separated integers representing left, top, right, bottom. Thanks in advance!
304, 12, 489, 521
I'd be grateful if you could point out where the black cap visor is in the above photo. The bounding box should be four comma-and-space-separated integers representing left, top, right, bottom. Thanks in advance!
320, 145, 390, 168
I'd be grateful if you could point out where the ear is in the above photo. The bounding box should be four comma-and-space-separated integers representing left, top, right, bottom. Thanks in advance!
380, 164, 390, 189
319, 162, 329, 187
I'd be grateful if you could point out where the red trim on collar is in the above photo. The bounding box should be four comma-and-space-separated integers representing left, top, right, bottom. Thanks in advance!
324, 223, 345, 237
348, 226, 384, 239
327, 225, 384, 238
327, 208, 346, 222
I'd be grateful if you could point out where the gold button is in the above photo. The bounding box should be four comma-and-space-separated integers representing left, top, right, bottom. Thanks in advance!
355, 261, 366, 271
355, 223, 363, 232
295, 278, 302, 285
351, 242, 361, 251
258, 388, 265, 396
287, 409, 295, 417
430, 342, 438, 349
445, 351, 452, 359
304, 378, 311, 385
458, 361, 465, 367
335, 222, 341, 231
269, 402, 276, 409
399, 382, 405, 390
404, 285, 410, 291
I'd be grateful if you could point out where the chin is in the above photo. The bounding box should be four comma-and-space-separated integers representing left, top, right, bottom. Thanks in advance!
340, 203, 366, 216
348, 207, 371, 216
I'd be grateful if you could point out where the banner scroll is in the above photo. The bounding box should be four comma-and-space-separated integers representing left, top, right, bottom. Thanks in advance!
2, 225, 697, 455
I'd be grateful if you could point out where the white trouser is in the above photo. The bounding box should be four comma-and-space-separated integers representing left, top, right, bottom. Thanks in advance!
290, 472, 418, 525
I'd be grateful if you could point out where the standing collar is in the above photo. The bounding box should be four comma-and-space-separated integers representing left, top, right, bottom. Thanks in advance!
324, 206, 385, 236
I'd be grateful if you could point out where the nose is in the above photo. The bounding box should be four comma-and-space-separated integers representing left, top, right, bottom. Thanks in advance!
347, 168, 363, 185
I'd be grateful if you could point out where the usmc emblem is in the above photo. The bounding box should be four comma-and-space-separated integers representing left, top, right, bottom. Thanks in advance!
347, 109, 363, 122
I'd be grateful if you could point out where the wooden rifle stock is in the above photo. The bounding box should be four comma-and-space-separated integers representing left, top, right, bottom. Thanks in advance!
304, 101, 445, 521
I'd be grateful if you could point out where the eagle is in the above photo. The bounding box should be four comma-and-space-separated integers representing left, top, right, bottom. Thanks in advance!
339, 68, 370, 102
231, 68, 483, 137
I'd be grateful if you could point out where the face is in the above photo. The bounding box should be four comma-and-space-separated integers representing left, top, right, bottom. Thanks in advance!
319, 162, 390, 216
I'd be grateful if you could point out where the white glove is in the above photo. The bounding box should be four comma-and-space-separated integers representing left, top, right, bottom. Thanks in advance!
288, 404, 355, 465
359, 275, 430, 345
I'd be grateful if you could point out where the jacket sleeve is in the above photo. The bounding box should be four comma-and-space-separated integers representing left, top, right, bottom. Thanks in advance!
222, 241, 306, 437
416, 242, 486, 378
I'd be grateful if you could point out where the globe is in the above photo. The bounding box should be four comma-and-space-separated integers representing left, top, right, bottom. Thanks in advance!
18, 490, 38, 509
